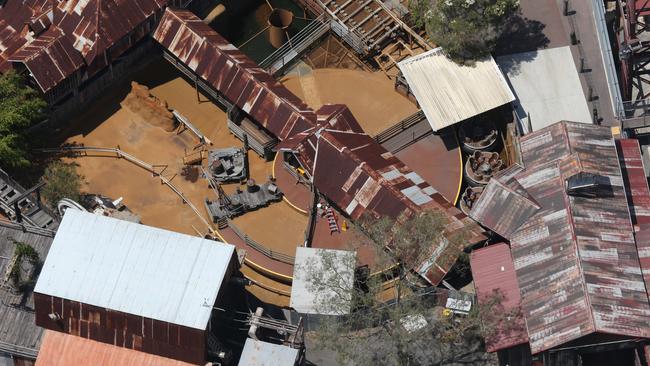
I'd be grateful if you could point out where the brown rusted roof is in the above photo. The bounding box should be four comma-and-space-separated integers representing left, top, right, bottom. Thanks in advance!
617, 139, 650, 228
152, 8, 316, 140
471, 121, 650, 354
469, 164, 540, 239
470, 243, 528, 353
285, 111, 486, 285
8, 27, 84, 92
0, 0, 166, 92
152, 8, 486, 286
35, 330, 195, 366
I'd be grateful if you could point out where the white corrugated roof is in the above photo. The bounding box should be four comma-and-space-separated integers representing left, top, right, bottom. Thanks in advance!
398, 48, 515, 131
34, 210, 235, 330
496, 46, 592, 132
238, 338, 299, 366
290, 247, 355, 315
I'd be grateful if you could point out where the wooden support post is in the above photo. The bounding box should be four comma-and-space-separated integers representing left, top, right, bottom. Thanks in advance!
195, 76, 200, 102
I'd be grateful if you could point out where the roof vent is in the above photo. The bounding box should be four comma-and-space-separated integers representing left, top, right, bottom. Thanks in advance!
566, 172, 612, 198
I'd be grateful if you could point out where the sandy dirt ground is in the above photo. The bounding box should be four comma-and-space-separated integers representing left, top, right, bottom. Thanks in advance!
281, 68, 419, 135
61, 60, 308, 248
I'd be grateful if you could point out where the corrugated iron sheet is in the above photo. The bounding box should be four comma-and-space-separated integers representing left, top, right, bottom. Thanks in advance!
152, 8, 316, 140
479, 121, 650, 354
8, 27, 84, 92
35, 330, 196, 366
397, 48, 515, 132
616, 139, 650, 228
470, 165, 540, 239
152, 8, 486, 286
470, 243, 528, 353
288, 111, 486, 285
0, 0, 165, 91
34, 210, 236, 331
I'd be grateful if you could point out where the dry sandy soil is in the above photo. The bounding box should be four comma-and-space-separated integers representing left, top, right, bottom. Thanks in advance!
61, 61, 307, 244
281, 68, 418, 135
55, 59, 416, 305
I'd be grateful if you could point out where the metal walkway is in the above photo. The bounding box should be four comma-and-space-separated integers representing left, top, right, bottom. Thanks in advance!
0, 169, 57, 229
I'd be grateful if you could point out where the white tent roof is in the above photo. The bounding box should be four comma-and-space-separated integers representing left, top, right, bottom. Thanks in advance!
398, 48, 515, 131
290, 247, 355, 315
34, 210, 235, 330
496, 46, 592, 132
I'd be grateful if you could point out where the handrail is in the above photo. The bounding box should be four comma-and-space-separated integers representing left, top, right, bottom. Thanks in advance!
227, 219, 295, 264
40, 146, 213, 232
373, 110, 426, 144
259, 14, 330, 74
0, 219, 56, 237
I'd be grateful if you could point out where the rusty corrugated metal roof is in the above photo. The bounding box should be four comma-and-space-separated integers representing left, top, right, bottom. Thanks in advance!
289, 114, 486, 285
0, 0, 166, 92
35, 330, 195, 366
8, 27, 84, 92
471, 121, 650, 354
470, 165, 540, 239
152, 8, 486, 286
617, 139, 650, 228
470, 243, 528, 353
152, 8, 316, 140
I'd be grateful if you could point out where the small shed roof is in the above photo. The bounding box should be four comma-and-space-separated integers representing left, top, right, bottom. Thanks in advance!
291, 247, 356, 315
34, 210, 235, 330
496, 46, 592, 132
470, 243, 528, 353
35, 330, 195, 366
397, 48, 514, 132
238, 338, 300, 366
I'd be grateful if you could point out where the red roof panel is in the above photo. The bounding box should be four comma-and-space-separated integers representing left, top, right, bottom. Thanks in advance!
470, 243, 528, 352
35, 331, 195, 366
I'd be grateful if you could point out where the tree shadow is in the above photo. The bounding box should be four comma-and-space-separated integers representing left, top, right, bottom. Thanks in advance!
494, 13, 550, 75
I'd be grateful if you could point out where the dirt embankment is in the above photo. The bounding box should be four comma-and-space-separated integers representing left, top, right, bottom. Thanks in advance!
121, 82, 176, 132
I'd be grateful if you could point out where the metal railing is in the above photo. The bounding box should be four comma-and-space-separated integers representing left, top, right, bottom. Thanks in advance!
259, 14, 330, 75
227, 219, 295, 265
0, 219, 56, 238
41, 146, 212, 231
373, 110, 426, 144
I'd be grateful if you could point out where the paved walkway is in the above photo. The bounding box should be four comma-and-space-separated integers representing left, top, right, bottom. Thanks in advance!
497, 0, 619, 126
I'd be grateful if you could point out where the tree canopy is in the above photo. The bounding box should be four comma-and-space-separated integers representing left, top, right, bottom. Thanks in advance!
409, 0, 519, 63
40, 161, 83, 208
0, 71, 47, 168
303, 211, 499, 365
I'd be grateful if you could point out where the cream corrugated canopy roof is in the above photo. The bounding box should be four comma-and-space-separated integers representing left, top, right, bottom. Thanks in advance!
397, 47, 515, 131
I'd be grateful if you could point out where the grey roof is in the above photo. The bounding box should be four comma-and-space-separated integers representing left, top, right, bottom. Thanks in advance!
497, 46, 592, 132
290, 247, 355, 315
34, 210, 236, 330
0, 222, 54, 358
238, 338, 299, 366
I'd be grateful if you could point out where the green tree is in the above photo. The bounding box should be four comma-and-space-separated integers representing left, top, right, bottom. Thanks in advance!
40, 161, 83, 207
302, 211, 499, 365
0, 71, 47, 168
409, 0, 519, 63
